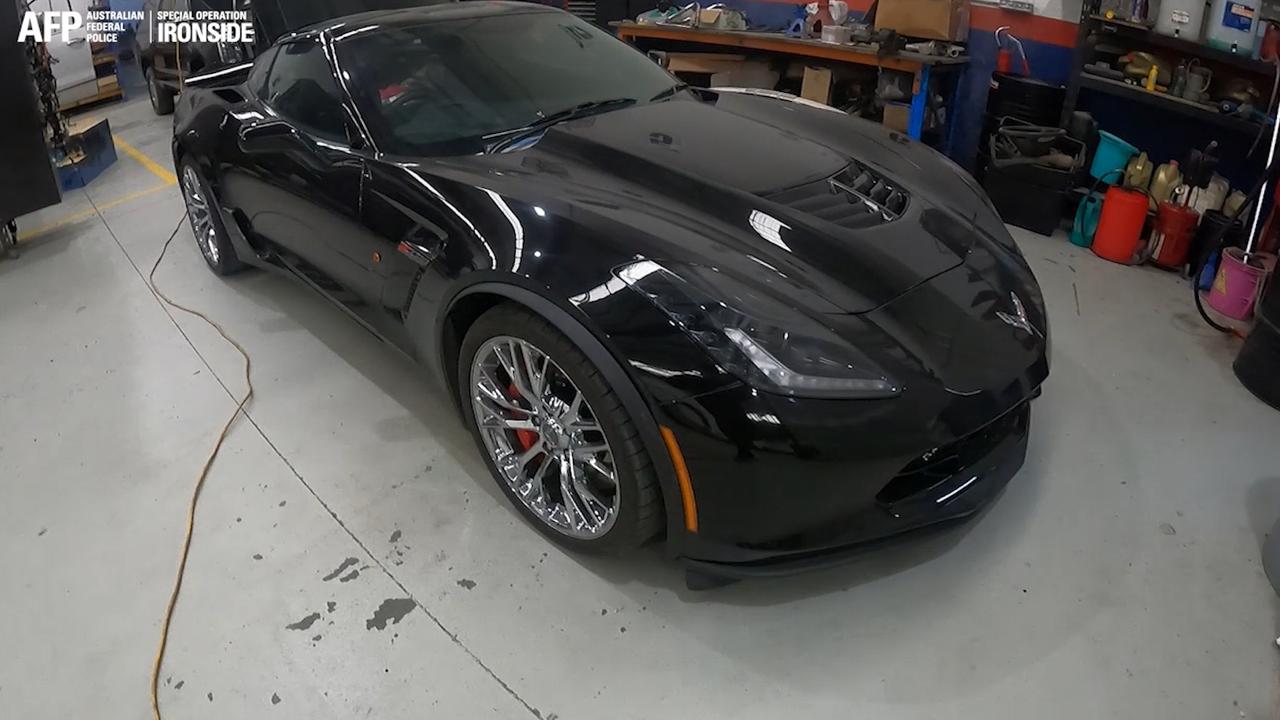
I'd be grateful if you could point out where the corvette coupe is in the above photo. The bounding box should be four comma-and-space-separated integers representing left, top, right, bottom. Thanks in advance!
172, 1, 1049, 583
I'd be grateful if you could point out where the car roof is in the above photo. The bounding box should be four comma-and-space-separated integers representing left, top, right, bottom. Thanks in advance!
291, 1, 554, 39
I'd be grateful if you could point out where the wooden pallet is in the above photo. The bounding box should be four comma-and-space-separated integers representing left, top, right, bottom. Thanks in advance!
61, 76, 123, 111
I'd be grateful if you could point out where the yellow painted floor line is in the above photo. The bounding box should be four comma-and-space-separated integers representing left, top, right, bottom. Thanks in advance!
115, 136, 179, 186
17, 183, 175, 241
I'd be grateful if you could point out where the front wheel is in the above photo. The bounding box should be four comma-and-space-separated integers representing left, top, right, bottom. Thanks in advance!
459, 304, 663, 553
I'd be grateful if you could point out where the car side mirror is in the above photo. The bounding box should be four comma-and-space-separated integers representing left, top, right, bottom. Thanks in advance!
239, 121, 305, 154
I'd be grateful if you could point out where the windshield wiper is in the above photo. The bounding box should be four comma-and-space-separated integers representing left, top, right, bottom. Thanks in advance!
486, 97, 637, 152
649, 82, 688, 102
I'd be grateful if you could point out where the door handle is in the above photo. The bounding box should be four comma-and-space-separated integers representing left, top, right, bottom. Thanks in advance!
68, 37, 86, 45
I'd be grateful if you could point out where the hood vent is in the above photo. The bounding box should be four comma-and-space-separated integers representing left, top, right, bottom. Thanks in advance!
767, 162, 909, 228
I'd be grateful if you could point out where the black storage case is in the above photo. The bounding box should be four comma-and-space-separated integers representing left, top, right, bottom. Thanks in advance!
0, 0, 62, 222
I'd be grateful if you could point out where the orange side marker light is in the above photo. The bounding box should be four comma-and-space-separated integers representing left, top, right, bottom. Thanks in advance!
659, 425, 698, 533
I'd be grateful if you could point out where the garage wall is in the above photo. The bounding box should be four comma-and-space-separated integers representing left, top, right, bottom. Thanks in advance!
721, 0, 1082, 171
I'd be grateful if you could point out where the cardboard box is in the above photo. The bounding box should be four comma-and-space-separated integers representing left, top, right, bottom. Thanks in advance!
800, 66, 833, 105
665, 53, 747, 74
710, 63, 780, 89
874, 0, 970, 41
882, 102, 911, 133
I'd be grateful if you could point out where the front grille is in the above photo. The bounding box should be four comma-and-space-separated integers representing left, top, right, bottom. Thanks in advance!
875, 403, 1028, 506
768, 162, 909, 228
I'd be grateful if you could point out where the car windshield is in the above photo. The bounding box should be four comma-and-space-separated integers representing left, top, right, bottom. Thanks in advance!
333, 10, 681, 156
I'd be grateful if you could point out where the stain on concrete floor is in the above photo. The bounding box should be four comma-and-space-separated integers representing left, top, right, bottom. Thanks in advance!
322, 557, 357, 581
366, 598, 415, 630
285, 612, 322, 631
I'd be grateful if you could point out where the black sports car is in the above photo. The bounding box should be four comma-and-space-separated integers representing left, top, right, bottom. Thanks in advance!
171, 1, 1049, 584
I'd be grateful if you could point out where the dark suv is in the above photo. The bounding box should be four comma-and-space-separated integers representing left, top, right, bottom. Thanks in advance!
134, 0, 256, 114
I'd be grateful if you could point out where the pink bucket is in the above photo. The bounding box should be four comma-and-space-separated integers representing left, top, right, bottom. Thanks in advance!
1207, 248, 1269, 321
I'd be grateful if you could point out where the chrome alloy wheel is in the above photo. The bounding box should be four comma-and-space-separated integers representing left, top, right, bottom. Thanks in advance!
470, 336, 619, 539
180, 165, 220, 265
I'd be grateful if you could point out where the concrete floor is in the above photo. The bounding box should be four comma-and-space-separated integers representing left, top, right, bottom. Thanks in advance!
2, 71, 1278, 719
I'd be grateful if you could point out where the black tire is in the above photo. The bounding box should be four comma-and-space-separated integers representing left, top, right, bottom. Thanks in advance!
458, 303, 663, 553
1, 221, 17, 259
146, 66, 175, 115
178, 159, 243, 276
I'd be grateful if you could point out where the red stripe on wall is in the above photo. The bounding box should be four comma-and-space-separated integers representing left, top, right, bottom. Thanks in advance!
741, 0, 1079, 48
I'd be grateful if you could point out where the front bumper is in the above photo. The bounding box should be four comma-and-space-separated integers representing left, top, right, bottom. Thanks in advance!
656, 367, 1040, 577
674, 400, 1032, 578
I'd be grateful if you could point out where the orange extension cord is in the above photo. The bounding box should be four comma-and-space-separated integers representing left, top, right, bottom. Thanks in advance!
146, 215, 254, 720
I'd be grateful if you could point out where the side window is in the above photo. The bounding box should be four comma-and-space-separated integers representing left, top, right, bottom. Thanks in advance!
248, 46, 278, 98
262, 39, 348, 143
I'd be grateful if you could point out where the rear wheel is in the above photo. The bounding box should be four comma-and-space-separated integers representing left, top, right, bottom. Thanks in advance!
179, 161, 242, 276
459, 304, 663, 552
1, 221, 17, 259
146, 66, 175, 115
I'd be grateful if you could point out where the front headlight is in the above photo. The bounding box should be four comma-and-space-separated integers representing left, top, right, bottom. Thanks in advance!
617, 260, 900, 399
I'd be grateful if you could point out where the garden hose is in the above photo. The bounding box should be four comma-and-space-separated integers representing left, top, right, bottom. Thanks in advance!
146, 213, 254, 720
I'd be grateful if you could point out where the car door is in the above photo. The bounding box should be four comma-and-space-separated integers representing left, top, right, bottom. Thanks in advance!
234, 36, 381, 305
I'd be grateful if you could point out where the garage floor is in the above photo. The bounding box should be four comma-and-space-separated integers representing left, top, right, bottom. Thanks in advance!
2, 69, 1278, 719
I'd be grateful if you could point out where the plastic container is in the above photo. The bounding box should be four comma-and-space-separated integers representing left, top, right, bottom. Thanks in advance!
1182, 174, 1230, 215
1066, 111, 1100, 171
1151, 202, 1201, 269
1091, 131, 1139, 181
1072, 191, 1104, 247
1093, 186, 1149, 264
1149, 161, 1182, 209
1207, 247, 1268, 319
1222, 189, 1247, 218
983, 135, 1083, 236
1156, 0, 1207, 39
987, 73, 1067, 126
1192, 209, 1246, 283
1206, 0, 1260, 53
1125, 151, 1153, 189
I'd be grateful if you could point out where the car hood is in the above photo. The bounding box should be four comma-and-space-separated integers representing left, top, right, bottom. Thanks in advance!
439, 91, 1005, 314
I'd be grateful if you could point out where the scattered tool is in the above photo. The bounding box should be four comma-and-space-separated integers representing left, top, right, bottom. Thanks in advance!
905, 40, 964, 58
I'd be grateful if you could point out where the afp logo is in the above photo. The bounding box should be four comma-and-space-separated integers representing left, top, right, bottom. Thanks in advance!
17, 12, 84, 42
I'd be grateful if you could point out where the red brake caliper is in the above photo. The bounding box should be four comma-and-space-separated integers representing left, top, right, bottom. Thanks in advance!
507, 383, 539, 451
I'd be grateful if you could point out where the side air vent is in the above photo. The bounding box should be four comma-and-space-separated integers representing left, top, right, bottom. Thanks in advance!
767, 162, 909, 228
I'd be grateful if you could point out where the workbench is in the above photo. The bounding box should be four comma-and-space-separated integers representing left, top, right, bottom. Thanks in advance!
613, 22, 969, 146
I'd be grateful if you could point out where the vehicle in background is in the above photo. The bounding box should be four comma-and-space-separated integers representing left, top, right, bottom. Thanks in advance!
135, 0, 446, 114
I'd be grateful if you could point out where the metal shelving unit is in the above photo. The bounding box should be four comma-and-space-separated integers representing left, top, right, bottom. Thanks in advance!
1060, 2, 1275, 134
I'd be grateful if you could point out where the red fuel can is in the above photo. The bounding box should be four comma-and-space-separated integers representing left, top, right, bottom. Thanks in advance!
1151, 201, 1201, 270
1093, 186, 1148, 264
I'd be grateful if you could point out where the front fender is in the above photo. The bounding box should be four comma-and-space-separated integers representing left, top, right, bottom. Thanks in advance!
419, 276, 701, 556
